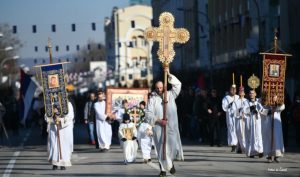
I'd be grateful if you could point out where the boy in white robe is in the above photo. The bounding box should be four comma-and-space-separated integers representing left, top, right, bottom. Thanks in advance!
137, 100, 153, 163
119, 113, 138, 165
45, 102, 74, 170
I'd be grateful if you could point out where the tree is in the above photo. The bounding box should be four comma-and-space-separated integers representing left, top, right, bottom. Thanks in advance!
0, 24, 22, 78
71, 40, 106, 72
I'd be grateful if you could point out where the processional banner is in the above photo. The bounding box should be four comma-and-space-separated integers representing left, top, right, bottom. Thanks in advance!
105, 88, 149, 114
40, 63, 68, 117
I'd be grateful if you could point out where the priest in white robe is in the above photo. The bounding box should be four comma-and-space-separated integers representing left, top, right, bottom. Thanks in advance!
119, 113, 138, 164
232, 86, 247, 153
261, 95, 285, 163
222, 85, 239, 152
94, 89, 113, 152
146, 70, 183, 177
46, 101, 74, 170
243, 90, 265, 158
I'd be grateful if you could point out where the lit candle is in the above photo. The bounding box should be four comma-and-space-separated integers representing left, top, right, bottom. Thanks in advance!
240, 75, 242, 87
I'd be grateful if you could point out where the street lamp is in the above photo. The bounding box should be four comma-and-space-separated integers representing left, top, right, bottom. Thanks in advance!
0, 55, 20, 84
0, 33, 3, 37
0, 46, 13, 51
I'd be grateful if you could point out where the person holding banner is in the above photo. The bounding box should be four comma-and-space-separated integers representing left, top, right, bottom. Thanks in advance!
262, 95, 285, 163
45, 101, 74, 170
146, 69, 183, 177
94, 89, 114, 152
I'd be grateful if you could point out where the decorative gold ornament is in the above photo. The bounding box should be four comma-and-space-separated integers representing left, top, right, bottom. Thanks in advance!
144, 12, 190, 65
248, 74, 260, 90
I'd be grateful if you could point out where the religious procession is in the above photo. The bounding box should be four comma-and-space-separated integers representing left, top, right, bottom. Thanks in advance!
1, 1, 300, 177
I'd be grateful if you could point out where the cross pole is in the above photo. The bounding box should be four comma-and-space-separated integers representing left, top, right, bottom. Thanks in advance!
144, 12, 189, 160
48, 38, 62, 160
48, 37, 53, 64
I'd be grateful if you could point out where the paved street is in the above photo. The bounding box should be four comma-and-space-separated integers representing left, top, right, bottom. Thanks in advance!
0, 124, 299, 177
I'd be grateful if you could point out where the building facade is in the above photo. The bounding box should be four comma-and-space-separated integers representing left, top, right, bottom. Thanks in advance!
105, 5, 153, 88
208, 0, 281, 93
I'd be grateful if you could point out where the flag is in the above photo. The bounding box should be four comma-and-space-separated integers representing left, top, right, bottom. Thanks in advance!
19, 69, 37, 124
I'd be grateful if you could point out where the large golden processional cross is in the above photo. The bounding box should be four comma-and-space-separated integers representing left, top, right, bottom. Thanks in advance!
144, 12, 189, 160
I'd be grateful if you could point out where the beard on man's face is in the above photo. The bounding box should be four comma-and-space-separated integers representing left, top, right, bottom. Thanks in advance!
156, 88, 163, 95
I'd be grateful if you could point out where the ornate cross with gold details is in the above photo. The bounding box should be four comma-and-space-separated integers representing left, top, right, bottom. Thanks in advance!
144, 12, 189, 66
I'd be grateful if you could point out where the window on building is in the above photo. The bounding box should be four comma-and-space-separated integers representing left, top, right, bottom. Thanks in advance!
141, 70, 147, 77
129, 74, 133, 80
34, 46, 38, 52
118, 42, 122, 47
52, 24, 56, 32
87, 44, 91, 50
12, 25, 17, 33
92, 23, 96, 31
34, 59, 37, 64
55, 46, 59, 52
132, 37, 137, 47
76, 45, 80, 51
32, 25, 37, 33
128, 41, 134, 48
45, 46, 48, 52
72, 24, 76, 32
121, 76, 125, 81
131, 20, 135, 28
66, 45, 69, 51
98, 44, 102, 49
66, 58, 69, 62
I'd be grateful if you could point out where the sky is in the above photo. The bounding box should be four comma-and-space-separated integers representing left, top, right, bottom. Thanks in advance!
0, 0, 129, 65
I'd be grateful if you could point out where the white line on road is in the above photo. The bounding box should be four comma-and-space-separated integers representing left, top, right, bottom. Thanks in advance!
2, 151, 20, 177
2, 129, 31, 177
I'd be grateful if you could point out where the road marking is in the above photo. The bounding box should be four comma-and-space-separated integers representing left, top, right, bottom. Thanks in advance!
2, 129, 31, 177
2, 151, 20, 177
